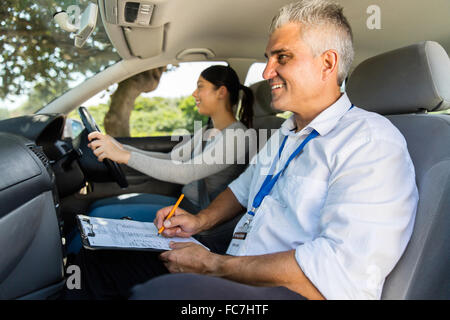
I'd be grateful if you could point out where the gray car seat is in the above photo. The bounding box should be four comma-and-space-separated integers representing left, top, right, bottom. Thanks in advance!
347, 41, 450, 299
249, 80, 285, 152
250, 80, 285, 131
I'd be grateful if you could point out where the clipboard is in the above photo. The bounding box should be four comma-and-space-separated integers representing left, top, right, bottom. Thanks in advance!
76, 215, 146, 251
76, 214, 208, 252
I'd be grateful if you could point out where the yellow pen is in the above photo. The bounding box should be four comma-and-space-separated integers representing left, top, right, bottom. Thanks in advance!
157, 194, 184, 236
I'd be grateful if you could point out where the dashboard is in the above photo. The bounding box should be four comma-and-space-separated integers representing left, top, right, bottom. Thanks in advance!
0, 112, 172, 299
0, 114, 71, 299
0, 114, 87, 199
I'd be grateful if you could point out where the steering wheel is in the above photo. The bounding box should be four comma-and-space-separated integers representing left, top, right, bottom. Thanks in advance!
78, 106, 128, 188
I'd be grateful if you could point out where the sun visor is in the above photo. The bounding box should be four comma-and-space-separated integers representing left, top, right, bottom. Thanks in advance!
103, 0, 165, 58
123, 25, 164, 58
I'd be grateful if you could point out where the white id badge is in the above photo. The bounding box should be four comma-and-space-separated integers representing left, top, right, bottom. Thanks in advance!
226, 214, 253, 256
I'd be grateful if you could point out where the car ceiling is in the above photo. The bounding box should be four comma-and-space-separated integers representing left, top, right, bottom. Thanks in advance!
103, 0, 450, 69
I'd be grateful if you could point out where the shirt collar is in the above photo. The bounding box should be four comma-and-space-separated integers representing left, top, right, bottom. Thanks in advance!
280, 93, 353, 137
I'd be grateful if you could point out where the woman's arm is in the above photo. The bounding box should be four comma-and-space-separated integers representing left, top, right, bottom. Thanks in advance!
87, 125, 254, 185
122, 144, 171, 160
87, 131, 195, 164
126, 126, 255, 185
122, 129, 200, 162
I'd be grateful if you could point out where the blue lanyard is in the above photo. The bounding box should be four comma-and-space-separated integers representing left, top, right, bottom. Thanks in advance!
248, 129, 318, 216
248, 104, 354, 217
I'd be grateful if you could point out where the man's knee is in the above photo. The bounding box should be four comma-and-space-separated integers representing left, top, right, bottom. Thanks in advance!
130, 273, 206, 300
129, 273, 305, 300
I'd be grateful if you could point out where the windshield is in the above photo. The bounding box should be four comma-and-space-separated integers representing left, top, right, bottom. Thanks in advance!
0, 0, 120, 120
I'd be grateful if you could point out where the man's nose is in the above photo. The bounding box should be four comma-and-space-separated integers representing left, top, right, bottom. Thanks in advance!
263, 60, 277, 80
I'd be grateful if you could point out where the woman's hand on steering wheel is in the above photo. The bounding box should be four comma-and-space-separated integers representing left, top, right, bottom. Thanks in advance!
87, 131, 131, 164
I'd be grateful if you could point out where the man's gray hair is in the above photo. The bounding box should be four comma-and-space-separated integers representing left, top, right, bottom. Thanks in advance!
269, 0, 354, 85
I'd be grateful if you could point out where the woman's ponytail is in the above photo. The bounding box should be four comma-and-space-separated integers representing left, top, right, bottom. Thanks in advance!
238, 84, 254, 128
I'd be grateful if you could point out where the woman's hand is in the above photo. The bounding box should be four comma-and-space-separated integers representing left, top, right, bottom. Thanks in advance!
87, 131, 131, 164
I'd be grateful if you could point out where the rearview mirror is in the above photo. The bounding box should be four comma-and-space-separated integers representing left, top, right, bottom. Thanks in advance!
53, 2, 98, 48
74, 2, 98, 48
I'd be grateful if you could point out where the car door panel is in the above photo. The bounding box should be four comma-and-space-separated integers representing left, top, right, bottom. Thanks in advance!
0, 133, 64, 299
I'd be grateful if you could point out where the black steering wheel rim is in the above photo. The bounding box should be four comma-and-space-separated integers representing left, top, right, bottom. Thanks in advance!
78, 106, 128, 188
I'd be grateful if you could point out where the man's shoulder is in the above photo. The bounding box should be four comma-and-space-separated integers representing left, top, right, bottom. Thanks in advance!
338, 106, 407, 148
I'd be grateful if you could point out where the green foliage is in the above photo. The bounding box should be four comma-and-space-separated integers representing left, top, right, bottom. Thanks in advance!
132, 95, 208, 136
68, 103, 108, 132
68, 95, 209, 137
0, 108, 10, 120
1, 0, 119, 111
431, 110, 450, 115
179, 96, 210, 132
14, 79, 70, 116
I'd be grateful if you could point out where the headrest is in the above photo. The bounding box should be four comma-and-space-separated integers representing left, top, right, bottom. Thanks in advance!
250, 80, 280, 117
347, 41, 450, 114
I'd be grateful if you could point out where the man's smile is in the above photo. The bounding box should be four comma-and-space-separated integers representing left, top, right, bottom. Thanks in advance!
269, 80, 286, 92
271, 83, 285, 90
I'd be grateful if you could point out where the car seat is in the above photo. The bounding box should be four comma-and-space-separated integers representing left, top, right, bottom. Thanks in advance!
346, 41, 450, 299
248, 80, 285, 151
250, 80, 285, 131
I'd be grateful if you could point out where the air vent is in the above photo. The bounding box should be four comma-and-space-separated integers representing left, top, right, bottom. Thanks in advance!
28, 145, 50, 168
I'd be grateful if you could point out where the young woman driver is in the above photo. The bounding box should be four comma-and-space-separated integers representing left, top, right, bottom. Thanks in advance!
66, 65, 255, 254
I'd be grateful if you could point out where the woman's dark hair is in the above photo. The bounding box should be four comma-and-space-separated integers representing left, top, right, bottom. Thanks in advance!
200, 65, 254, 128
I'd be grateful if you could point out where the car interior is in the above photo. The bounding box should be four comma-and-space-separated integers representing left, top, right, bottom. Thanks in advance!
0, 0, 449, 299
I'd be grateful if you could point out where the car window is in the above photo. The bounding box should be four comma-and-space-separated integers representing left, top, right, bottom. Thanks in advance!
67, 61, 228, 137
0, 0, 121, 120
244, 62, 266, 87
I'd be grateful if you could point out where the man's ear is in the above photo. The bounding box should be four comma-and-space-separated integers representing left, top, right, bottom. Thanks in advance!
321, 50, 338, 82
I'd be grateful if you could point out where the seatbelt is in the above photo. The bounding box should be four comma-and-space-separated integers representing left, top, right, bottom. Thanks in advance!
197, 150, 210, 209
197, 120, 212, 209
